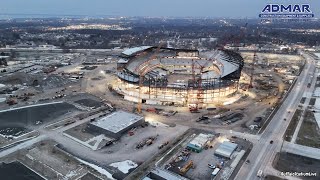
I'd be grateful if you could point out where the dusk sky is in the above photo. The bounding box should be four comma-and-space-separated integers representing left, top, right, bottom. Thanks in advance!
0, 0, 319, 18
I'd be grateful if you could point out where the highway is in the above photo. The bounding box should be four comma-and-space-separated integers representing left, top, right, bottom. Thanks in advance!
235, 52, 316, 180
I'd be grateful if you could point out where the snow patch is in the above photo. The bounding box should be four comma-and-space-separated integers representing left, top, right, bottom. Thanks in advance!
75, 158, 115, 180
110, 160, 138, 174
148, 121, 169, 127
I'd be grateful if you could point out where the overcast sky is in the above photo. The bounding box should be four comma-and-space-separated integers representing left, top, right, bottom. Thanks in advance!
0, 0, 319, 18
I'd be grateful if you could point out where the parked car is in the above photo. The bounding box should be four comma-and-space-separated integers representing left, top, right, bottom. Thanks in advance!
208, 164, 216, 169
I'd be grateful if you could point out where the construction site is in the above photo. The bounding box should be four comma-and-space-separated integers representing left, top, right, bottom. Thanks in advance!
0, 43, 311, 180
142, 131, 252, 180
115, 46, 244, 112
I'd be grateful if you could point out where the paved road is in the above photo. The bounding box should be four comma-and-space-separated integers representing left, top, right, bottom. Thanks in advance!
0, 101, 63, 113
0, 51, 317, 179
282, 141, 320, 160
235, 52, 316, 180
291, 66, 317, 143
0, 111, 104, 159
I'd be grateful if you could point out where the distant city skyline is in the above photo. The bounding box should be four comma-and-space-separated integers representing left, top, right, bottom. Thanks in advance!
0, 0, 319, 18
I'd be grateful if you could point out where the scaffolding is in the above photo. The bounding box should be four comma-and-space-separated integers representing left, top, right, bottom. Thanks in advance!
117, 77, 239, 106
116, 47, 243, 107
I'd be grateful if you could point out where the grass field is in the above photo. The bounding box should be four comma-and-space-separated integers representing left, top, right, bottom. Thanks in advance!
296, 110, 320, 148
284, 109, 303, 142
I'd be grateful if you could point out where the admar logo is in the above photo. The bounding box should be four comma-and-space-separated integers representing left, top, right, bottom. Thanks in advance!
259, 4, 314, 19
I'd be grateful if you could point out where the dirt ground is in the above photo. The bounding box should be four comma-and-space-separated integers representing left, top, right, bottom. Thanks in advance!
296, 110, 320, 148
99, 124, 189, 164
0, 140, 107, 180
273, 152, 320, 180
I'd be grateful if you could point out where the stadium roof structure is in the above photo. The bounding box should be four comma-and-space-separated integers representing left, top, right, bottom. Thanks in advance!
117, 46, 244, 84
121, 46, 152, 57
117, 58, 129, 64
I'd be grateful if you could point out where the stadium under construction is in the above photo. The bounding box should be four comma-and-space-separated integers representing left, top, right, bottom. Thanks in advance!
115, 46, 244, 108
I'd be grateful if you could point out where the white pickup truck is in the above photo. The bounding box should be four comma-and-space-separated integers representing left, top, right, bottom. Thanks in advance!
257, 170, 263, 177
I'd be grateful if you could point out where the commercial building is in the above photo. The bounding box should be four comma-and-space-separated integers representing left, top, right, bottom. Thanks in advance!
87, 110, 144, 139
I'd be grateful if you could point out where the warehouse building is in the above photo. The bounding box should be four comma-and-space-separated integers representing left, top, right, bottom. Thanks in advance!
143, 168, 189, 180
187, 133, 213, 153
214, 141, 238, 159
87, 110, 144, 139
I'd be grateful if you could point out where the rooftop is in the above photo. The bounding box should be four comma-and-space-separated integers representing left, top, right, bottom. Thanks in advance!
214, 141, 238, 158
188, 133, 213, 148
90, 110, 144, 133
146, 168, 188, 180
117, 58, 129, 64
121, 46, 152, 56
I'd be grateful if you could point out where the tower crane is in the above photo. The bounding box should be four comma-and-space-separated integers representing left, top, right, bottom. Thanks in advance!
189, 53, 216, 112
249, 51, 257, 88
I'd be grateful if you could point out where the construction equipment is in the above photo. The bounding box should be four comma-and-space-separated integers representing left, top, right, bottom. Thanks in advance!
136, 136, 158, 149
179, 160, 193, 175
146, 107, 162, 114
6, 98, 17, 105
128, 131, 134, 136
158, 141, 169, 149
189, 105, 199, 113
146, 139, 153, 146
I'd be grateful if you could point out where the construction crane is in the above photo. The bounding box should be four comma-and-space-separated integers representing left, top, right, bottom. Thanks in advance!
137, 43, 165, 113
249, 51, 257, 88
248, 28, 261, 89
189, 59, 200, 112
189, 55, 215, 112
